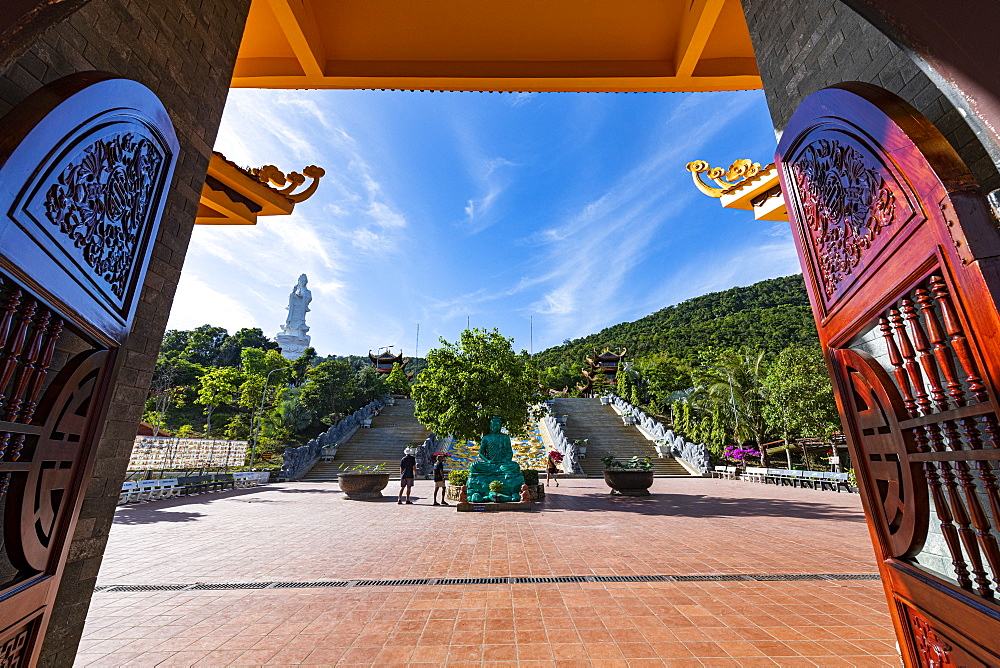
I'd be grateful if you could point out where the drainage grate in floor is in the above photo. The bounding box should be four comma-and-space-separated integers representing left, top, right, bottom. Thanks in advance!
513, 576, 589, 584
437, 577, 508, 585
100, 584, 193, 592
591, 575, 674, 583
96, 572, 880, 592
354, 579, 429, 587
273, 581, 350, 588
191, 582, 272, 590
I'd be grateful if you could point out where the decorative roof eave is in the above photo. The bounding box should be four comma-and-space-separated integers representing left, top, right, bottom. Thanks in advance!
196, 152, 325, 225
686, 158, 788, 222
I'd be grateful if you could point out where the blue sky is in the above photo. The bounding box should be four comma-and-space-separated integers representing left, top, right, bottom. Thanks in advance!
167, 89, 799, 357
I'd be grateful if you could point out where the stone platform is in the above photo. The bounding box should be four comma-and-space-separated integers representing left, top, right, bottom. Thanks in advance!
76, 477, 899, 665
456, 501, 534, 512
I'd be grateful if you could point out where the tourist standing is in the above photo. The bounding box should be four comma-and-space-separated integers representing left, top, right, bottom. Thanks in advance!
398, 448, 416, 504
432, 454, 449, 506
546, 451, 560, 487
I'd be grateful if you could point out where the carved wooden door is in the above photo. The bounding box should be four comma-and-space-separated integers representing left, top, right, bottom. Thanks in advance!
776, 83, 1000, 665
0, 73, 177, 664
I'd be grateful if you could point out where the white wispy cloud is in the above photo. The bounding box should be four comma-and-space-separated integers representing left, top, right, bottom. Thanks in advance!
168, 89, 414, 352
520, 92, 777, 345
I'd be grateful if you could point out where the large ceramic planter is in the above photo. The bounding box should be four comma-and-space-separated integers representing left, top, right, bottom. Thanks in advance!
622, 416, 635, 425
603, 469, 654, 496
338, 473, 390, 499
600, 397, 611, 405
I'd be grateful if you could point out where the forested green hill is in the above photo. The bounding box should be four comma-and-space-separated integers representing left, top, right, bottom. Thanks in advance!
533, 275, 817, 371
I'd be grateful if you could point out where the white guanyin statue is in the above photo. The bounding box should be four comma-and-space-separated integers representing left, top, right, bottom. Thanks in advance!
276, 274, 312, 360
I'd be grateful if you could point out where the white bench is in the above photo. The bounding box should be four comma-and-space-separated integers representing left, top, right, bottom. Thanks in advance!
744, 466, 767, 483
233, 471, 269, 487
119, 481, 138, 504
712, 465, 738, 480
157, 478, 182, 498
233, 472, 253, 488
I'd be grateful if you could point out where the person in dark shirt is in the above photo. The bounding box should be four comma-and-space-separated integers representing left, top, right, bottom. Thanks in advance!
432, 454, 449, 506
398, 448, 417, 504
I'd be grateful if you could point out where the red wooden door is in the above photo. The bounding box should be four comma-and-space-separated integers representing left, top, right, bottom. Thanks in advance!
0, 73, 177, 664
776, 83, 1000, 665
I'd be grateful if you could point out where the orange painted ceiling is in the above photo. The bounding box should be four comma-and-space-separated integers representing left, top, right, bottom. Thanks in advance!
234, 0, 761, 92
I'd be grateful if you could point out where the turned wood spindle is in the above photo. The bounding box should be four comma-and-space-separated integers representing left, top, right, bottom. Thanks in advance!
916, 287, 965, 408
20, 316, 63, 423
880, 316, 918, 418
902, 298, 948, 410
0, 299, 36, 416
930, 276, 987, 402
5, 309, 50, 422
890, 307, 931, 416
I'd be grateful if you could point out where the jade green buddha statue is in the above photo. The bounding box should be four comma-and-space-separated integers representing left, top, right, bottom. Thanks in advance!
467, 416, 524, 502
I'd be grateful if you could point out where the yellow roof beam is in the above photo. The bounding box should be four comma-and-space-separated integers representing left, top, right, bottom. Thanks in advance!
233, 0, 762, 92
675, 0, 726, 78
267, 0, 327, 79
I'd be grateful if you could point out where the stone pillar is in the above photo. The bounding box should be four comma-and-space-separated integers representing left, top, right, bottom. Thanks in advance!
0, 1, 252, 663
740, 0, 1000, 193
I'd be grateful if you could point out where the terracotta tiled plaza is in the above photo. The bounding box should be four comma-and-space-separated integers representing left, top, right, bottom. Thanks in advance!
76, 478, 899, 666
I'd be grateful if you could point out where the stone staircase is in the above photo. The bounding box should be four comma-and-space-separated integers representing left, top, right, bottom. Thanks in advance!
553, 398, 692, 477
301, 398, 430, 481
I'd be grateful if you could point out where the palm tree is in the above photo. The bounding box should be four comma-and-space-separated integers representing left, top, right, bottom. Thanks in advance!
702, 349, 771, 466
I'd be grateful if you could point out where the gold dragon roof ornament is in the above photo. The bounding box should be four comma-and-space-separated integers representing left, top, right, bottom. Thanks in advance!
197, 153, 326, 225
685, 158, 765, 197
684, 157, 788, 222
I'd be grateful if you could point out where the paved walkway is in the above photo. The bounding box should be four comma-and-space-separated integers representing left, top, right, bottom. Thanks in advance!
77, 478, 899, 666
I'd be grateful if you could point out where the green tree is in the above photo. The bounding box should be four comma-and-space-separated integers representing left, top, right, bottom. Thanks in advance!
214, 327, 279, 366
195, 366, 242, 438
636, 352, 691, 410
351, 366, 389, 407
763, 344, 840, 452
387, 362, 410, 396
266, 386, 314, 444
412, 328, 545, 442
299, 359, 354, 425
180, 324, 230, 366
238, 348, 291, 411
290, 347, 319, 385
703, 349, 772, 465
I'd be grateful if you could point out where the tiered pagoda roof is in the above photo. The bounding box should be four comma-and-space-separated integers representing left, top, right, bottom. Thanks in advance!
369, 350, 408, 374
578, 348, 627, 395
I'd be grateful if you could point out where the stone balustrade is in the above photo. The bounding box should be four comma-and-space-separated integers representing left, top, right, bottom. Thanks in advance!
540, 405, 583, 474
607, 394, 711, 475
281, 398, 384, 480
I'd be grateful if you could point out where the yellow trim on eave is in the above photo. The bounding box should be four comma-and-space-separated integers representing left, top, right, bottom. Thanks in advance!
231, 72, 762, 93
205, 153, 294, 217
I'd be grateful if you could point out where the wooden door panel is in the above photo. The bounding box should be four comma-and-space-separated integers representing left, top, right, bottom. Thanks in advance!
777, 82, 1000, 665
0, 73, 177, 663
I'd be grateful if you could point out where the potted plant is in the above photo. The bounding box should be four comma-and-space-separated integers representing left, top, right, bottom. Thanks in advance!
337, 462, 391, 499
601, 455, 654, 496
573, 438, 589, 457
600, 394, 612, 405
446, 469, 469, 501
488, 479, 505, 502
556, 415, 568, 425
653, 439, 671, 458
621, 411, 635, 426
